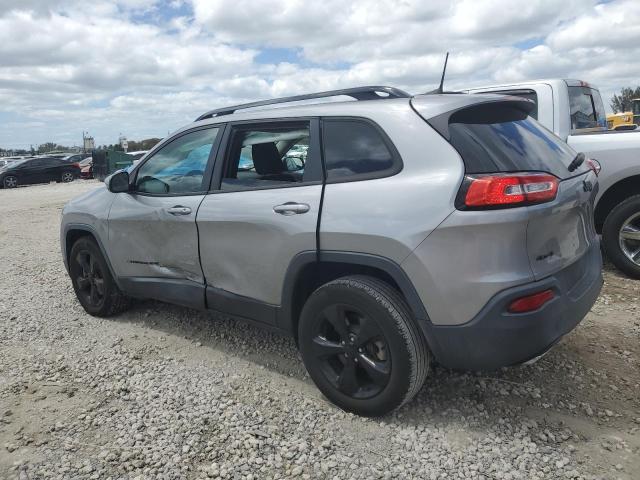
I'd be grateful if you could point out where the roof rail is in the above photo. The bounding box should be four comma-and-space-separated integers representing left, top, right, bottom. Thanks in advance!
195, 85, 411, 121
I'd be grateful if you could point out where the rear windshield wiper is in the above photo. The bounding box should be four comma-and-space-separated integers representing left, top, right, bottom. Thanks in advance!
567, 152, 585, 172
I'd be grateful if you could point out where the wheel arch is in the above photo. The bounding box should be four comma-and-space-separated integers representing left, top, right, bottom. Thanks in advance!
63, 224, 121, 289
278, 251, 430, 340
595, 175, 640, 232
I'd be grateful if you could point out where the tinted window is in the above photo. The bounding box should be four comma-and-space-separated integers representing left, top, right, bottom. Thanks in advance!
136, 128, 219, 194
27, 158, 48, 167
447, 104, 577, 179
568, 86, 607, 131
323, 120, 397, 181
483, 89, 538, 119
221, 124, 309, 191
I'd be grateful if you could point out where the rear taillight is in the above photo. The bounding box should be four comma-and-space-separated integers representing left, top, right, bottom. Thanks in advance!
508, 289, 555, 313
586, 158, 601, 176
458, 173, 559, 209
73, 162, 80, 168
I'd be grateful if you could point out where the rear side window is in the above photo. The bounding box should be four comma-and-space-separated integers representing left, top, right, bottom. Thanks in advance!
446, 104, 577, 179
568, 86, 607, 131
322, 119, 399, 182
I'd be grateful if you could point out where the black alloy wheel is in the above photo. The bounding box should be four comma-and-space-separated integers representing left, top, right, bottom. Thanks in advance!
69, 237, 131, 316
299, 276, 430, 417
73, 249, 106, 309
3, 175, 18, 188
311, 304, 391, 399
61, 171, 75, 183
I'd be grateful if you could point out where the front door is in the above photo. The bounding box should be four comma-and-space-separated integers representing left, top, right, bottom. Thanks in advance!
107, 125, 223, 308
197, 120, 322, 324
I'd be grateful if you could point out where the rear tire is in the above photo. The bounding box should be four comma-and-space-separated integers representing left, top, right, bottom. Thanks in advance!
602, 195, 640, 279
69, 237, 131, 316
61, 171, 75, 183
3, 175, 18, 188
298, 275, 430, 417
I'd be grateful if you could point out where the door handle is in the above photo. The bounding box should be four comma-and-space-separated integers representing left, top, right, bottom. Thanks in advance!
166, 205, 192, 216
273, 202, 310, 215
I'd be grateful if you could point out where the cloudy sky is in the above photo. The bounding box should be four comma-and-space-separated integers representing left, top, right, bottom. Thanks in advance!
0, 0, 638, 149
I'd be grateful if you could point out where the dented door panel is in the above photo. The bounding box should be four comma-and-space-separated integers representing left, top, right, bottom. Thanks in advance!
107, 193, 206, 282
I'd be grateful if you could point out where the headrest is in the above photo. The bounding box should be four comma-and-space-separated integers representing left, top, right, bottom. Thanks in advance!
251, 143, 283, 175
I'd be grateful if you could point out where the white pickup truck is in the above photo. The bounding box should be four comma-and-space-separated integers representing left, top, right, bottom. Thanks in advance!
468, 79, 640, 279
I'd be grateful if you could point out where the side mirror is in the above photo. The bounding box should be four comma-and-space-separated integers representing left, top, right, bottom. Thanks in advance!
106, 170, 130, 193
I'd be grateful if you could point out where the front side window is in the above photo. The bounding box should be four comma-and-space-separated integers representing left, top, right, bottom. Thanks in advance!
322, 119, 398, 182
135, 127, 219, 194
568, 86, 607, 131
221, 123, 309, 191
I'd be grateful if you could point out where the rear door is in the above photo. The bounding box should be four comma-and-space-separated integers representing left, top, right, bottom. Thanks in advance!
19, 158, 48, 184
196, 119, 322, 325
107, 126, 223, 308
45, 158, 66, 182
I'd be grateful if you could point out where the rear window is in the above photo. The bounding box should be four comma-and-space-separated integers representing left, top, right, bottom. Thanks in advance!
447, 104, 577, 178
568, 86, 607, 131
481, 89, 539, 119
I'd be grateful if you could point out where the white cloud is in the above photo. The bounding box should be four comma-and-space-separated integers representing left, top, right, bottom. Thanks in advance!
0, 0, 639, 149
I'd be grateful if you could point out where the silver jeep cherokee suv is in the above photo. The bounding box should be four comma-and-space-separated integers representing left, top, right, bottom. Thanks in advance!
61, 86, 603, 416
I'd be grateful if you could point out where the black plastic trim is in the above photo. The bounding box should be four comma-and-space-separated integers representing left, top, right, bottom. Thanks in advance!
206, 286, 278, 326
62, 223, 121, 289
119, 277, 206, 310
423, 242, 603, 370
277, 250, 430, 335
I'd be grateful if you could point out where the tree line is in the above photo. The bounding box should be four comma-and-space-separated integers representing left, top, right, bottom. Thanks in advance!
611, 87, 640, 113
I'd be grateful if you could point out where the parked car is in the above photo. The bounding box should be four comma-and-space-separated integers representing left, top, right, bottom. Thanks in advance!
0, 158, 19, 168
79, 157, 93, 179
61, 86, 602, 416
1, 156, 80, 188
63, 153, 91, 164
128, 150, 149, 166
467, 79, 640, 279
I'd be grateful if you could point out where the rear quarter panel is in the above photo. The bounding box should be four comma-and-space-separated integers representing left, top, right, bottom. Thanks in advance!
319, 103, 463, 263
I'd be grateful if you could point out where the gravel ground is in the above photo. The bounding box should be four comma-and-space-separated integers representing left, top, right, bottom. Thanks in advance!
0, 180, 638, 480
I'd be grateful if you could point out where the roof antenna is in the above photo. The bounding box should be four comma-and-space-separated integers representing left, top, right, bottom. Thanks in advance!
425, 52, 449, 94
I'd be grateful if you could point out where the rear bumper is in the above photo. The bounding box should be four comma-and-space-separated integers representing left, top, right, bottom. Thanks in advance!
423, 242, 603, 370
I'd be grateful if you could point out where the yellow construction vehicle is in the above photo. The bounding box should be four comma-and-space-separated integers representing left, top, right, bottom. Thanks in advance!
607, 98, 640, 130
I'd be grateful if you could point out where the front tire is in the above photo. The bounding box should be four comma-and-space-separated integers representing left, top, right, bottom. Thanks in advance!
3, 175, 18, 188
69, 237, 131, 316
602, 195, 640, 279
298, 275, 430, 417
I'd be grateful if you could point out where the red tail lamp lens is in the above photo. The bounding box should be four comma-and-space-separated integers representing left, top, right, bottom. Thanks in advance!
508, 289, 555, 313
463, 173, 559, 208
